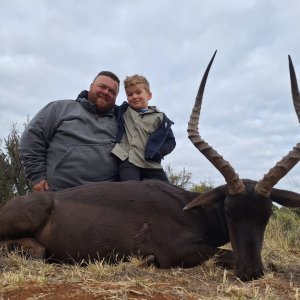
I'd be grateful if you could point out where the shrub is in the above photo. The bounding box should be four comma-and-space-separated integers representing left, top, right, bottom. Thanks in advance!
0, 124, 32, 204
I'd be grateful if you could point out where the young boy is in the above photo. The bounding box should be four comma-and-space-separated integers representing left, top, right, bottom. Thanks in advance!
111, 74, 176, 182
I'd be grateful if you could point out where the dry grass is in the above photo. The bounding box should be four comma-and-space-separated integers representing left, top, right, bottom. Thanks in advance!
0, 209, 299, 300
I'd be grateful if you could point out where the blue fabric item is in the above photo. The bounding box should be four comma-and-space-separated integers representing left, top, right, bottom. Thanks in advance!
137, 108, 148, 113
115, 102, 176, 163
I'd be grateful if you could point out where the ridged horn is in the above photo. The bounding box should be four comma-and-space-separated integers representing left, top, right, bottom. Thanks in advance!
187, 51, 245, 195
289, 55, 300, 122
254, 56, 300, 197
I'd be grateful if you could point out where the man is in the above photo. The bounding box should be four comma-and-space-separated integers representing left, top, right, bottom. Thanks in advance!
19, 71, 120, 191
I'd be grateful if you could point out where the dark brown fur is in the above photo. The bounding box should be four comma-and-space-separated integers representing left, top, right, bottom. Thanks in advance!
0, 179, 299, 281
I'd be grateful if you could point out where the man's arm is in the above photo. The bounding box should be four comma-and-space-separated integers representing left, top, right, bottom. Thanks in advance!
19, 102, 57, 189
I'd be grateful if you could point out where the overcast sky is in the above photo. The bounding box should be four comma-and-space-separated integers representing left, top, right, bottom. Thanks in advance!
1, 0, 300, 191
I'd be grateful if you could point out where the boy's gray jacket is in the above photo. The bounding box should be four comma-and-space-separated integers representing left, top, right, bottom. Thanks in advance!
19, 94, 118, 191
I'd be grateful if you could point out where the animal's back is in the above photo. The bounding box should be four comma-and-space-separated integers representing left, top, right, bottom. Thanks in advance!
35, 180, 203, 264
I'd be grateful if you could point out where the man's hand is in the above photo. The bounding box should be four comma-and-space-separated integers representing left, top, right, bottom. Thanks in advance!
34, 180, 50, 192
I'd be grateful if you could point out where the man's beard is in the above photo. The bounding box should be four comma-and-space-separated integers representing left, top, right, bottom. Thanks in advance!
88, 92, 114, 113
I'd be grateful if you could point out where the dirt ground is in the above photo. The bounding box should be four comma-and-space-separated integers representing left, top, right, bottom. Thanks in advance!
0, 270, 299, 300
0, 247, 299, 299
1, 282, 183, 300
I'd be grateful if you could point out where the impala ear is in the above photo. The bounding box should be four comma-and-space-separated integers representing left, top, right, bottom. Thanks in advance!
184, 185, 227, 210
271, 188, 300, 208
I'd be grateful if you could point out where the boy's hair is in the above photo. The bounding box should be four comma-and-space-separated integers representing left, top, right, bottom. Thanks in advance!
124, 74, 151, 92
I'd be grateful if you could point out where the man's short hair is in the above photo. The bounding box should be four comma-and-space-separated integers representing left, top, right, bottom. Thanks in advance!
94, 71, 120, 86
124, 74, 151, 92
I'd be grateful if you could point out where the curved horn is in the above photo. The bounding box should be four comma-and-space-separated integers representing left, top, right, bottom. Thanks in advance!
255, 56, 300, 197
289, 55, 300, 122
187, 51, 245, 195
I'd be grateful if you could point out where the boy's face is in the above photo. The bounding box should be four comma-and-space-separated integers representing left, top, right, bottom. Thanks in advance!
125, 83, 152, 110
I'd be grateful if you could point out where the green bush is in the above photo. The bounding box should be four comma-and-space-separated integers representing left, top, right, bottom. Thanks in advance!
165, 164, 193, 190
190, 179, 214, 193
267, 206, 300, 249
0, 124, 32, 204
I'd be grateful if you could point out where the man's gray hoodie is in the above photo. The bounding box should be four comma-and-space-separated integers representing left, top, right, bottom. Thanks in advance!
19, 92, 118, 191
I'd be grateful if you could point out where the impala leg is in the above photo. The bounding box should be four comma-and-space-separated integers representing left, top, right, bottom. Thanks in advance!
0, 192, 53, 237
214, 248, 235, 269
0, 238, 46, 259
138, 254, 156, 267
168, 244, 235, 269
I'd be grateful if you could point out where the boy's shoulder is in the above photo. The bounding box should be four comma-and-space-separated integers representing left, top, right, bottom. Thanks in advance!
148, 106, 161, 113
